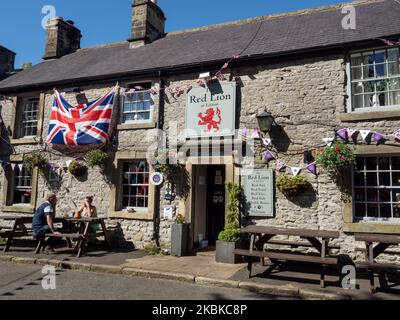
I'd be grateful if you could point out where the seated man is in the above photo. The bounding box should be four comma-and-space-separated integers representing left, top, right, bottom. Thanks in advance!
32, 193, 61, 254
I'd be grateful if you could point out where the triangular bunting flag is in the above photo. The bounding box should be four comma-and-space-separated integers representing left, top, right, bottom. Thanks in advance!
10, 164, 16, 171
323, 138, 334, 147
391, 130, 400, 141
373, 132, 385, 145
251, 129, 261, 139
275, 160, 286, 172
18, 164, 23, 172
337, 128, 348, 141
263, 150, 275, 162
239, 128, 248, 138
347, 128, 358, 139
262, 138, 271, 147
306, 162, 317, 175
291, 167, 302, 176
360, 130, 371, 142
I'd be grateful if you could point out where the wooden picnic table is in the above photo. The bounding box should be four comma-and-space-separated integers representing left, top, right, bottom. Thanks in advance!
1, 215, 112, 257
234, 226, 340, 288
355, 233, 400, 292
1, 216, 63, 253
37, 217, 112, 257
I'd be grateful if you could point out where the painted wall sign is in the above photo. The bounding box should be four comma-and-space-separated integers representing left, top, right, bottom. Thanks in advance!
185, 82, 236, 138
242, 169, 274, 217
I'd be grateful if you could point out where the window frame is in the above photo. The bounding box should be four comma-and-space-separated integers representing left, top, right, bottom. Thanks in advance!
1, 156, 38, 214
120, 87, 153, 125
109, 151, 155, 220
352, 155, 400, 223
19, 97, 39, 138
346, 46, 400, 113
11, 92, 45, 145
121, 160, 150, 212
12, 165, 33, 205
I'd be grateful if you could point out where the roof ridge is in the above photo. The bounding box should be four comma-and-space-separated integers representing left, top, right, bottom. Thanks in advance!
77, 41, 127, 52
76, 0, 383, 51
166, 0, 384, 37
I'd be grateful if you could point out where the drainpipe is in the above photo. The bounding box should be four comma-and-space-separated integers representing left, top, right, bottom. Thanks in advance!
152, 70, 165, 246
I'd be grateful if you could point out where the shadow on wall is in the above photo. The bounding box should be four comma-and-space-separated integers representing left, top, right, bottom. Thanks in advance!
281, 183, 317, 208
106, 221, 136, 250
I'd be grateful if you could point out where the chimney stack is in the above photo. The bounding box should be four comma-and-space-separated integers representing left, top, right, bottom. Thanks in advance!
43, 17, 82, 60
128, 0, 166, 48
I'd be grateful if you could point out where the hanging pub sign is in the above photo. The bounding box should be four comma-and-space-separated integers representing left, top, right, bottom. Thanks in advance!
242, 169, 274, 217
185, 82, 236, 138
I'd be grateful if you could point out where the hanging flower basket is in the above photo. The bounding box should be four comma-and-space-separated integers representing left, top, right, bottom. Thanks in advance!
23, 151, 48, 171
85, 149, 108, 168
276, 175, 309, 197
68, 160, 88, 177
316, 142, 355, 173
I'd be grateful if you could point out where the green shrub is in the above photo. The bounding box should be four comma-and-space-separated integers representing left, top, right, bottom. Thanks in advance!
218, 228, 241, 243
276, 175, 309, 197
86, 149, 108, 168
217, 182, 242, 243
23, 151, 48, 170
144, 243, 163, 256
68, 161, 88, 177
316, 142, 355, 172
174, 214, 185, 224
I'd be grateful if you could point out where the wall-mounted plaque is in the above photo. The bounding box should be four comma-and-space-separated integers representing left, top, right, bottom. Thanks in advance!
242, 169, 274, 217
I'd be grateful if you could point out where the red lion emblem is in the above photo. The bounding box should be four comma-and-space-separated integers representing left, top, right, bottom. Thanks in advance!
198, 107, 222, 132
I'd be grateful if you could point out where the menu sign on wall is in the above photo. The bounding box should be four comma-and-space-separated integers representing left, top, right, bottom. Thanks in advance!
185, 82, 236, 138
242, 169, 274, 217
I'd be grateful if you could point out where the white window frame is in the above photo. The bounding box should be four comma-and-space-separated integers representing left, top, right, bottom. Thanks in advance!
352, 155, 400, 223
19, 97, 39, 138
120, 89, 153, 125
121, 160, 150, 212
12, 166, 33, 205
346, 46, 400, 113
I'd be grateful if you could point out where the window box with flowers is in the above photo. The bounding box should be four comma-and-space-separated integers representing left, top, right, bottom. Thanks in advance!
171, 214, 189, 257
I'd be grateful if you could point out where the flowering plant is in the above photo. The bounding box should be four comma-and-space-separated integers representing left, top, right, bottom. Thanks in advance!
174, 214, 186, 224
316, 142, 355, 172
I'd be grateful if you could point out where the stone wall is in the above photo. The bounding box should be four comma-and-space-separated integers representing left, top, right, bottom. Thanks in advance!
1, 52, 400, 260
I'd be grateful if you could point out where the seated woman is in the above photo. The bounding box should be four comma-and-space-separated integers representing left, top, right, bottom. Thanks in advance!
76, 196, 99, 245
77, 196, 97, 218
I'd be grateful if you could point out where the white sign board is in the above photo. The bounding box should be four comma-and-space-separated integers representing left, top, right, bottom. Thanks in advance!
185, 82, 236, 138
242, 169, 274, 217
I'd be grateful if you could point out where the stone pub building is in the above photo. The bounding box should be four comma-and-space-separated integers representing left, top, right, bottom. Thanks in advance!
1, 0, 400, 259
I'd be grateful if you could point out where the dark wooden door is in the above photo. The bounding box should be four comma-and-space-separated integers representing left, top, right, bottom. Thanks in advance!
206, 166, 226, 245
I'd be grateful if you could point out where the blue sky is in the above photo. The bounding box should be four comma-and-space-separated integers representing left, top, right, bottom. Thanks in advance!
0, 0, 346, 67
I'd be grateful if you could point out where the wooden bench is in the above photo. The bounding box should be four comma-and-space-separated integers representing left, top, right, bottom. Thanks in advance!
265, 240, 341, 250
355, 233, 400, 293
234, 249, 338, 285
235, 226, 340, 288
35, 233, 84, 256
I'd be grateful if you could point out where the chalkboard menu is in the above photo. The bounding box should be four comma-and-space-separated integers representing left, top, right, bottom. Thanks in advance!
242, 169, 274, 217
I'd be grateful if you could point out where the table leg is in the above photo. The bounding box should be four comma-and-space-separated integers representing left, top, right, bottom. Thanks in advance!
249, 234, 255, 253
3, 220, 17, 253
76, 222, 91, 258
100, 219, 112, 248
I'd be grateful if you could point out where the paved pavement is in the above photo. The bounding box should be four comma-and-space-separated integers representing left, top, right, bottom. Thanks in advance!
0, 262, 285, 300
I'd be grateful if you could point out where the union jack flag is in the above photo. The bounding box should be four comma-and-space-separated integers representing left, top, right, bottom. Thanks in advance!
47, 86, 116, 145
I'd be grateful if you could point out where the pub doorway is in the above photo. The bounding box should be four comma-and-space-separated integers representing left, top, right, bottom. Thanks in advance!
192, 165, 226, 247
